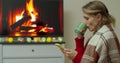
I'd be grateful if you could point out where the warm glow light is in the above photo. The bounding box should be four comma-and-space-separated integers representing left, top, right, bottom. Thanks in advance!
7, 37, 14, 43
30, 33, 37, 36
39, 24, 48, 32
40, 27, 48, 32
16, 11, 24, 22
58, 37, 63, 42
15, 33, 21, 36
26, 37, 32, 43
32, 24, 37, 27
26, 0, 38, 22
13, 0, 55, 33
41, 37, 46, 42
28, 29, 36, 32
33, 37, 40, 43
47, 37, 52, 42
14, 0, 39, 33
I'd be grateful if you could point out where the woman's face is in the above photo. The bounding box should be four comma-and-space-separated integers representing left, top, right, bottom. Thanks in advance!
83, 12, 100, 31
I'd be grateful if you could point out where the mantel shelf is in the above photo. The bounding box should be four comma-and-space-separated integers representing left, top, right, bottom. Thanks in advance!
0, 42, 65, 45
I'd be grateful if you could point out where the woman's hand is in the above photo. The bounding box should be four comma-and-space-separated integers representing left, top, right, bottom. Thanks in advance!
63, 49, 77, 60
74, 22, 87, 38
75, 33, 84, 39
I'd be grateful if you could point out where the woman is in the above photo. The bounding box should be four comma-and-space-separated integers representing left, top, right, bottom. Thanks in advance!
64, 1, 120, 63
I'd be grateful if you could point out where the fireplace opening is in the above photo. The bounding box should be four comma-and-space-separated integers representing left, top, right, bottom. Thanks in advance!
0, 0, 63, 37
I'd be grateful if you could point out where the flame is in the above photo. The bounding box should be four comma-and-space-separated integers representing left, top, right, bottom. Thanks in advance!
15, 11, 24, 22
28, 29, 36, 32
40, 27, 48, 32
15, 0, 38, 29
13, 0, 54, 33
26, 0, 38, 22
39, 24, 48, 32
15, 32, 21, 36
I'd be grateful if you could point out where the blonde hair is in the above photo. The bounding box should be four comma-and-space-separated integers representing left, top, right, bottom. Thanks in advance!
82, 1, 115, 27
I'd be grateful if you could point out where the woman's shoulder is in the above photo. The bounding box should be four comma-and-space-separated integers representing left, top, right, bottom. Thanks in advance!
88, 25, 113, 46
96, 25, 115, 41
88, 34, 103, 46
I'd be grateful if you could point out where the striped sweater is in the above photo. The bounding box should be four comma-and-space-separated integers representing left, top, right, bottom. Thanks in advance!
73, 25, 120, 63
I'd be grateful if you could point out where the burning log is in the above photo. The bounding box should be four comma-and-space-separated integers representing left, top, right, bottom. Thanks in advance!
20, 26, 35, 31
11, 16, 31, 30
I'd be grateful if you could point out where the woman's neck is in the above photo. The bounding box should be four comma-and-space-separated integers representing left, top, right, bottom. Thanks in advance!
93, 24, 103, 34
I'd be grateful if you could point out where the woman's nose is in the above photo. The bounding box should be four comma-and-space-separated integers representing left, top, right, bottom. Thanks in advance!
83, 21, 87, 25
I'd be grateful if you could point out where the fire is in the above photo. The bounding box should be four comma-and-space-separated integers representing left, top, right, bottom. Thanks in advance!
15, 11, 24, 22
15, 32, 21, 36
15, 0, 38, 24
26, 0, 38, 22
13, 0, 54, 33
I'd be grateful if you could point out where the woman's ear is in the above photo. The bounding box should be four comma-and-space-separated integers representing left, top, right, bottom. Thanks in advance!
96, 13, 102, 21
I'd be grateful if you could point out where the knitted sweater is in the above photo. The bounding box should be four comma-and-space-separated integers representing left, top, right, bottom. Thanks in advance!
72, 25, 120, 63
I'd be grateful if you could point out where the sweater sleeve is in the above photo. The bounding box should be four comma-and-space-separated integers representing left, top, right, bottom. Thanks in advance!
72, 37, 85, 63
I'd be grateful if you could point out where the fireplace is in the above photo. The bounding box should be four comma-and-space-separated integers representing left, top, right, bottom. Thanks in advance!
0, 0, 63, 43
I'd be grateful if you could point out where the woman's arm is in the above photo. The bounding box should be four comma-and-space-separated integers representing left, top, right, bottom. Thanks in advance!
72, 37, 85, 63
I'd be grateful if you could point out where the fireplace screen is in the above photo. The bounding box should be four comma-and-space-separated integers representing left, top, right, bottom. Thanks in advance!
0, 0, 63, 37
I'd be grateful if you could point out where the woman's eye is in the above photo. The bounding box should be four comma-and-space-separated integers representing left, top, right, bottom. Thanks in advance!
84, 17, 89, 20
